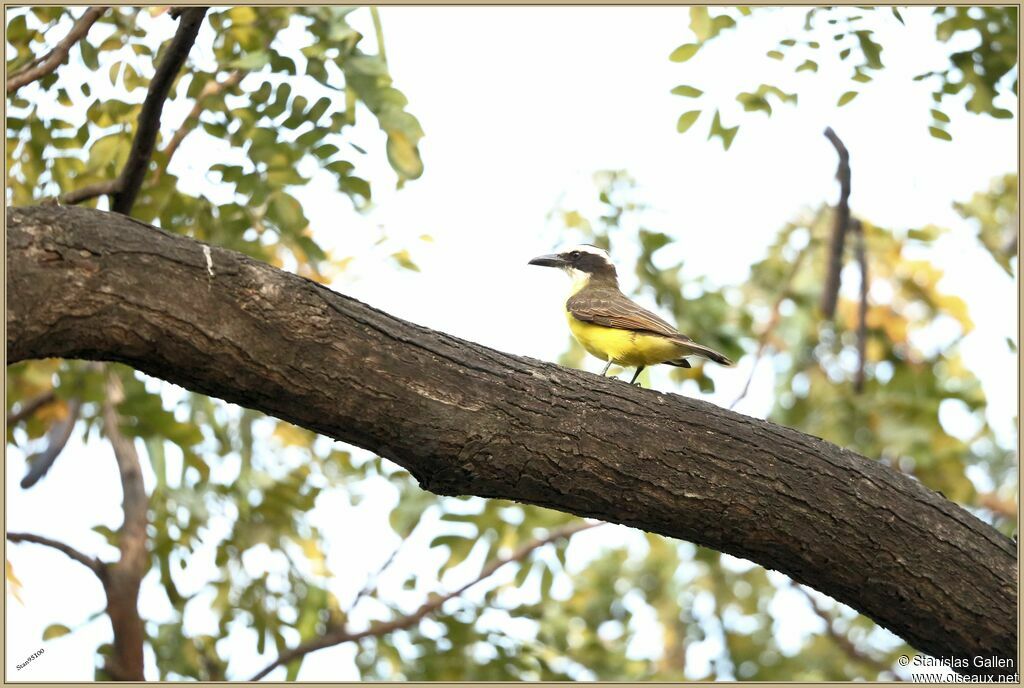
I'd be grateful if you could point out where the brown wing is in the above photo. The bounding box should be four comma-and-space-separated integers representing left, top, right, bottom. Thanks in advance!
566, 288, 692, 342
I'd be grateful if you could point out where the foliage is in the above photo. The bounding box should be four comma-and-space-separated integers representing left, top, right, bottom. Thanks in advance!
669, 6, 1018, 148
954, 172, 1018, 276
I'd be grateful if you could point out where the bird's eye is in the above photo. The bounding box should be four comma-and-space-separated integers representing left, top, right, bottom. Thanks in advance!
570, 251, 581, 259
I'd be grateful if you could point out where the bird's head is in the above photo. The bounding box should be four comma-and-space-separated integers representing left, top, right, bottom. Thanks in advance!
528, 244, 617, 287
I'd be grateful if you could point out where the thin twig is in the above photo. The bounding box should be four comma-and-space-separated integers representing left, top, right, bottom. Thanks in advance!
6, 7, 107, 94
792, 583, 889, 673
7, 531, 105, 577
820, 127, 851, 319
7, 389, 57, 426
154, 69, 245, 182
730, 248, 809, 409
21, 397, 82, 488
852, 219, 868, 393
58, 8, 208, 211
349, 537, 407, 613
250, 520, 602, 681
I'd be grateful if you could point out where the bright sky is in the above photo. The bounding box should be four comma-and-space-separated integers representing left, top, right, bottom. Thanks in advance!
6, 6, 1016, 681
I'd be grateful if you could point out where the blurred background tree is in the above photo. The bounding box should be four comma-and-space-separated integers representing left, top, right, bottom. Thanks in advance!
6, 5, 1017, 681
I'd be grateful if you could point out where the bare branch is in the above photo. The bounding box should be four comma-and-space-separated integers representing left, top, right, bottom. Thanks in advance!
20, 396, 82, 488
7, 531, 105, 577
793, 583, 891, 674
6, 7, 107, 95
58, 8, 208, 212
852, 219, 869, 393
154, 69, 245, 182
730, 247, 808, 409
110, 7, 207, 214
251, 521, 601, 681
99, 370, 150, 681
820, 127, 852, 319
102, 372, 148, 575
59, 180, 119, 206
8, 205, 1017, 674
7, 389, 57, 426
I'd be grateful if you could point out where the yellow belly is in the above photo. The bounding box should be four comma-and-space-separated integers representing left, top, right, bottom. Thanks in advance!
566, 311, 684, 367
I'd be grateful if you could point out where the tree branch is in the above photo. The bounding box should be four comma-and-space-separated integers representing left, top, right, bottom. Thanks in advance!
20, 396, 82, 488
99, 370, 149, 681
5, 205, 1017, 676
7, 531, 105, 578
58, 8, 208, 210
110, 7, 207, 214
821, 127, 851, 319
6, 7, 107, 95
251, 521, 600, 680
7, 388, 57, 426
729, 247, 808, 409
792, 583, 890, 674
852, 219, 869, 393
154, 69, 245, 182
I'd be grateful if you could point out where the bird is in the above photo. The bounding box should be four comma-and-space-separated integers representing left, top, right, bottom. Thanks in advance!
529, 244, 733, 385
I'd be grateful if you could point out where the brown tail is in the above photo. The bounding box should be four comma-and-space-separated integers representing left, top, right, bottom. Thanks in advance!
669, 339, 734, 367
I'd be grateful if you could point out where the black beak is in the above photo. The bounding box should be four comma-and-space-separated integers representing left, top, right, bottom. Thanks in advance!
529, 253, 566, 268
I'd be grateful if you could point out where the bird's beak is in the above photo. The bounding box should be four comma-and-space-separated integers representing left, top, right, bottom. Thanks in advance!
528, 253, 566, 268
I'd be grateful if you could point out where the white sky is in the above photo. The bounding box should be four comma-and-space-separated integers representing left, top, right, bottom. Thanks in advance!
6, 6, 1016, 681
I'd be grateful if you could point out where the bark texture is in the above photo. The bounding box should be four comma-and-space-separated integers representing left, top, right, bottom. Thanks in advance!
6, 205, 1018, 674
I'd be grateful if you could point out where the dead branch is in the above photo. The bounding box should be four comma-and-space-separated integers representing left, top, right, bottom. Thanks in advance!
251, 521, 601, 680
821, 127, 851, 319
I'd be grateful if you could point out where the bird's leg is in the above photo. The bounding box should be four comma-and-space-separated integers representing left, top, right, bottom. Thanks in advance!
629, 366, 645, 386
600, 360, 612, 377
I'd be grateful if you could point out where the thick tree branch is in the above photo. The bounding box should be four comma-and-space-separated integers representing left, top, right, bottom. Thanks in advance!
252, 521, 599, 680
7, 531, 105, 577
58, 8, 208, 210
99, 370, 149, 681
821, 127, 851, 319
5, 205, 1017, 676
6, 7, 107, 95
20, 396, 82, 488
7, 388, 57, 426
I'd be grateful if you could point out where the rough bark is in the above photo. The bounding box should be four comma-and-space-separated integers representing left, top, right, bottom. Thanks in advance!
6, 205, 1018, 675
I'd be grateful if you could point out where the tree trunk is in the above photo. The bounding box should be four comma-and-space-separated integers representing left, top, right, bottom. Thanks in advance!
6, 205, 1017, 675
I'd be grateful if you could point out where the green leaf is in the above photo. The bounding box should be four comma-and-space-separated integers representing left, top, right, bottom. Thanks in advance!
708, 110, 739, 150
391, 249, 419, 272
892, 7, 905, 24
991, 108, 1013, 120
80, 39, 99, 70
670, 85, 703, 98
766, 50, 784, 60
931, 109, 950, 123
43, 624, 71, 640
837, 91, 858, 106
668, 43, 699, 63
675, 110, 701, 134
796, 60, 818, 73
852, 70, 872, 83
929, 126, 953, 141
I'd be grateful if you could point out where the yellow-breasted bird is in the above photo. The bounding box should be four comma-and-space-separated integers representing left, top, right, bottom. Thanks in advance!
529, 244, 733, 385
